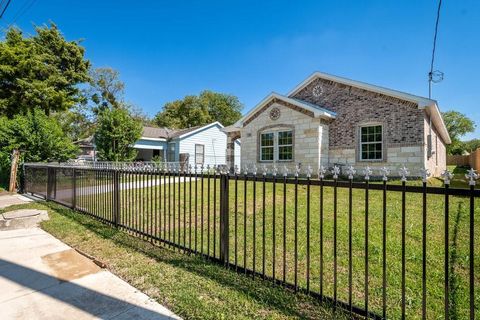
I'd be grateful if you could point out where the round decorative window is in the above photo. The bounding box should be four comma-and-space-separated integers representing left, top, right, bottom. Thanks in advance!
312, 84, 324, 97
269, 107, 281, 120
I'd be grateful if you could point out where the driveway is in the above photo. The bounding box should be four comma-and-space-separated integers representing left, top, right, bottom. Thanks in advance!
0, 197, 180, 319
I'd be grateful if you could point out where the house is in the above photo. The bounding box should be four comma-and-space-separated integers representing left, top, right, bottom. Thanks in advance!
133, 121, 241, 168
74, 136, 96, 161
76, 122, 240, 168
223, 71, 450, 177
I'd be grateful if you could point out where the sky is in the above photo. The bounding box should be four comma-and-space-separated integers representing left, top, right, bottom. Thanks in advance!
1, 0, 479, 140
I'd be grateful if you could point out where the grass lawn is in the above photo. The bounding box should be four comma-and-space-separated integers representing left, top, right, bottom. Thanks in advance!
0, 201, 345, 320
23, 164, 480, 319
69, 169, 480, 320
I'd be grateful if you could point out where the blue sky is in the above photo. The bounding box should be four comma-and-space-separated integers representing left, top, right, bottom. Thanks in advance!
1, 0, 479, 139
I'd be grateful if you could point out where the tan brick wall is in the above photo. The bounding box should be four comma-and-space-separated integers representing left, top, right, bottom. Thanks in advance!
292, 77, 431, 172
292, 78, 425, 149
240, 101, 328, 172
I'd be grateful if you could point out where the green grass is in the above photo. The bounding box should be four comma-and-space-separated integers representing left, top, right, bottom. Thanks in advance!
69, 170, 480, 320
0, 201, 345, 320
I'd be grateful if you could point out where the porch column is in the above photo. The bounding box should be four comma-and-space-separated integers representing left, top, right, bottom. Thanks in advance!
226, 131, 240, 172
226, 134, 235, 172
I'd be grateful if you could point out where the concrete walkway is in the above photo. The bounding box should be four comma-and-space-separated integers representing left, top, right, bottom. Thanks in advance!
0, 198, 180, 319
0, 194, 33, 209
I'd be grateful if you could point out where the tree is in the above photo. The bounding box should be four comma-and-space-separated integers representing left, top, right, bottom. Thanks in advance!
0, 109, 78, 186
0, 24, 90, 117
154, 90, 242, 129
463, 138, 480, 153
442, 111, 476, 154
88, 67, 125, 113
94, 107, 142, 161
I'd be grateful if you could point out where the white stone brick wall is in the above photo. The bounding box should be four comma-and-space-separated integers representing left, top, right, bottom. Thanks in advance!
424, 116, 447, 177
329, 146, 425, 176
240, 102, 328, 172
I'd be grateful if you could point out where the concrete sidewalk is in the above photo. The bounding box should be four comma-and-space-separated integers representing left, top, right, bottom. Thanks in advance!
0, 223, 180, 319
0, 194, 33, 209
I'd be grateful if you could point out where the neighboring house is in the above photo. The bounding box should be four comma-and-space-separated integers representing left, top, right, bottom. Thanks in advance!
74, 136, 96, 161
223, 71, 450, 177
136, 121, 241, 168
77, 122, 240, 167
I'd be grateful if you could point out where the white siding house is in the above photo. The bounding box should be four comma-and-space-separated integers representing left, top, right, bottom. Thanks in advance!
177, 122, 241, 168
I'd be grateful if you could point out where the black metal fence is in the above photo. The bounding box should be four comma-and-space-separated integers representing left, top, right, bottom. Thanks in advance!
23, 163, 479, 319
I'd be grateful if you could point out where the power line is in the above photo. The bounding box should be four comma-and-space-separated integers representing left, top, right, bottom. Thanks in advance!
9, 0, 36, 26
0, 0, 12, 19
428, 0, 443, 99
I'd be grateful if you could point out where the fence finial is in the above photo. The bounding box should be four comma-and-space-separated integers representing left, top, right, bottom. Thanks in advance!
380, 167, 389, 181
466, 168, 478, 186
318, 165, 326, 179
331, 165, 340, 179
243, 165, 249, 175
419, 168, 431, 183
363, 166, 372, 181
262, 164, 267, 176
441, 169, 454, 185
399, 166, 409, 182
252, 164, 257, 176
272, 164, 278, 177
346, 165, 356, 180
234, 165, 239, 175
283, 165, 289, 177
306, 165, 313, 178
295, 163, 301, 177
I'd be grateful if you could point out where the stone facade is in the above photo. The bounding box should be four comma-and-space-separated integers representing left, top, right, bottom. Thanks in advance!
292, 78, 425, 148
235, 75, 449, 177
291, 77, 447, 177
239, 101, 329, 172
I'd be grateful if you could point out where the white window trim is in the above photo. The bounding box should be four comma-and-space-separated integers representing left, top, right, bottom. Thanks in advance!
359, 124, 383, 161
259, 129, 293, 162
195, 144, 205, 165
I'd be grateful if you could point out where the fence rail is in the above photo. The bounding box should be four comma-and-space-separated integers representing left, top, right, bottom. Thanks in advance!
23, 163, 479, 319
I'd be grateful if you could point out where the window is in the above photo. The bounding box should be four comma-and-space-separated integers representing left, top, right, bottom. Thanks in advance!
260, 129, 293, 162
260, 132, 274, 161
360, 125, 383, 160
195, 144, 205, 165
168, 143, 176, 162
278, 131, 293, 160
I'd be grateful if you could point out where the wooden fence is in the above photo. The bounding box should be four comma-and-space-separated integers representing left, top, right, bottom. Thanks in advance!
447, 148, 480, 170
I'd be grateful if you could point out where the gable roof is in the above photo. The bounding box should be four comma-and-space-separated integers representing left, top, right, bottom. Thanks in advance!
142, 126, 172, 140
288, 71, 437, 108
287, 71, 451, 144
142, 122, 225, 140
172, 121, 224, 139
231, 92, 336, 129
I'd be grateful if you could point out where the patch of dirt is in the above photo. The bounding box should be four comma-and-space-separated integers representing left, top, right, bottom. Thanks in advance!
41, 249, 101, 281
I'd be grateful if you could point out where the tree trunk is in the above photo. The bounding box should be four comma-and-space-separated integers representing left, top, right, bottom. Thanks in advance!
9, 149, 20, 192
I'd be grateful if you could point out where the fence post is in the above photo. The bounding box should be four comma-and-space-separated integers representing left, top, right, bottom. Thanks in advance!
219, 171, 229, 265
113, 169, 120, 227
72, 168, 76, 209
47, 167, 55, 200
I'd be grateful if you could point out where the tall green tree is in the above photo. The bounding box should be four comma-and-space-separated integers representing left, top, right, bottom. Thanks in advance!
154, 90, 242, 129
0, 23, 90, 117
88, 67, 125, 112
0, 109, 79, 186
94, 107, 142, 161
442, 111, 476, 155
